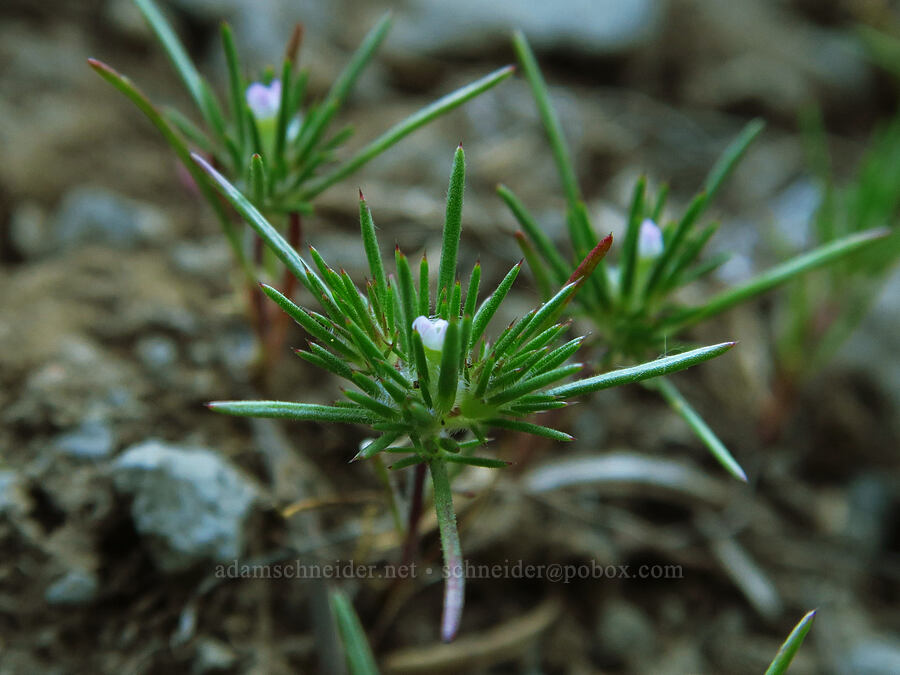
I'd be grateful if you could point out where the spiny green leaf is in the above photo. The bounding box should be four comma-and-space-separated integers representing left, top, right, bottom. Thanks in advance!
438, 145, 466, 315
329, 588, 380, 675
764, 610, 816, 675
644, 191, 708, 297
470, 261, 522, 348
512, 30, 581, 210
192, 153, 308, 283
356, 192, 388, 308
515, 231, 553, 300
618, 176, 647, 302
486, 417, 573, 442
353, 431, 402, 461
666, 229, 890, 332
249, 153, 267, 203
419, 253, 431, 316
498, 184, 569, 284
488, 363, 582, 405
220, 22, 247, 153
548, 342, 736, 398
441, 454, 509, 468
207, 400, 377, 424
302, 66, 513, 199
88, 60, 249, 277
705, 118, 765, 202
653, 377, 747, 481
134, 0, 206, 120
436, 320, 461, 414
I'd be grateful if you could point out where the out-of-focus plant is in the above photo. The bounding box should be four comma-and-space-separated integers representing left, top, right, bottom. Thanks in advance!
773, 107, 900, 387
89, 0, 511, 363
764, 609, 816, 675
194, 146, 733, 641
330, 587, 379, 675
769, 24, 900, 393
501, 31, 888, 480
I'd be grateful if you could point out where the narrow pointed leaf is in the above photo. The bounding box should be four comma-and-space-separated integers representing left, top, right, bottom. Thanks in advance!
438, 145, 466, 314
395, 248, 417, 351
220, 22, 247, 151
497, 184, 569, 283
666, 229, 889, 331
249, 153, 267, 203
470, 261, 522, 348
353, 431, 402, 461
548, 342, 736, 398
644, 191, 708, 297
301, 66, 513, 199
764, 610, 816, 675
329, 588, 380, 675
436, 320, 461, 414
488, 364, 582, 405
618, 176, 646, 302
411, 330, 433, 408
486, 417, 573, 442
359, 192, 388, 304
441, 455, 509, 469
88, 60, 249, 276
207, 400, 377, 424
705, 118, 765, 202
512, 30, 581, 210
653, 377, 747, 481
134, 0, 206, 117
419, 253, 430, 316
389, 455, 426, 471
191, 153, 308, 283
515, 231, 553, 300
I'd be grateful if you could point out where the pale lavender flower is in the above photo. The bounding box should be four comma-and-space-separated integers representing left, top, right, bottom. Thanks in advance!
413, 316, 449, 352
637, 218, 664, 259
245, 80, 282, 120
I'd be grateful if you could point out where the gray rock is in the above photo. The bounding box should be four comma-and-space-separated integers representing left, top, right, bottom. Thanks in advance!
770, 178, 820, 250
112, 440, 258, 572
45, 568, 99, 606
53, 419, 115, 459
216, 325, 257, 382
47, 185, 167, 253
392, 0, 661, 56
135, 335, 179, 372
170, 237, 232, 281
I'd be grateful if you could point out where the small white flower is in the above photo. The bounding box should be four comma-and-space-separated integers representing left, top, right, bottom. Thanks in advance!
412, 316, 449, 352
246, 80, 282, 120
637, 218, 664, 259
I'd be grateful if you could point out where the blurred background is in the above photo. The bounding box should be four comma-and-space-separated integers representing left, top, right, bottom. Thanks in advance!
1, 0, 899, 673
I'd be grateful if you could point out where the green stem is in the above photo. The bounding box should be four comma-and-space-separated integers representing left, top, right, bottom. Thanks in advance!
429, 459, 464, 642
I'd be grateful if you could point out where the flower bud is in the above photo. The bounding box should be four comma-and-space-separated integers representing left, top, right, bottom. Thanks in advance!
246, 80, 282, 120
637, 218, 663, 259
412, 316, 449, 352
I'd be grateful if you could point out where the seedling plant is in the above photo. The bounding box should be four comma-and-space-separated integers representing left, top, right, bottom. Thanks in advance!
194, 146, 732, 641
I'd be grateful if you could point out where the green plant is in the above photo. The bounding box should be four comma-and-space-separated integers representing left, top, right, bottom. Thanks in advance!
89, 0, 511, 362
330, 587, 380, 675
765, 609, 816, 675
502, 31, 888, 481
194, 146, 733, 641
772, 65, 900, 384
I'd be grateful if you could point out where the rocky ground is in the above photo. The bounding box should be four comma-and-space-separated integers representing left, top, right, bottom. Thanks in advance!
1, 0, 899, 673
